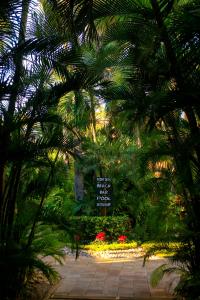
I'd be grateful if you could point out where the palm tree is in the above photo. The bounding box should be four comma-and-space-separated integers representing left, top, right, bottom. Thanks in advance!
0, 1, 92, 298
0, 0, 132, 297
78, 0, 200, 296
1, 0, 200, 298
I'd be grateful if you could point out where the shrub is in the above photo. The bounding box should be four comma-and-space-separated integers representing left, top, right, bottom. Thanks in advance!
68, 215, 132, 243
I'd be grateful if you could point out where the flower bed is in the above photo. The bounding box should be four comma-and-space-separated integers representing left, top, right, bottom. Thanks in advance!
82, 241, 138, 251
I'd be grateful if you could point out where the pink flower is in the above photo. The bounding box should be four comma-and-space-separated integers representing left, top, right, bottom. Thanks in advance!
96, 232, 106, 241
118, 235, 127, 243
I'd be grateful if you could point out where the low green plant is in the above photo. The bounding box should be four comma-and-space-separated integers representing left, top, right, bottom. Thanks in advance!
150, 262, 200, 300
83, 241, 138, 251
0, 223, 64, 300
142, 241, 180, 257
143, 242, 200, 299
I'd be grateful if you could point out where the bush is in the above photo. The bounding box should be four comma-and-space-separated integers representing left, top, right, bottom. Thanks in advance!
68, 215, 132, 243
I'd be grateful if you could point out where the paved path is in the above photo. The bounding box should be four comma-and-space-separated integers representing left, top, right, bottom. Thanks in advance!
48, 255, 178, 300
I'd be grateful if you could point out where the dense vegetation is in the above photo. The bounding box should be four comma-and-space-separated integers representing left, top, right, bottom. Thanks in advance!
1, 0, 200, 299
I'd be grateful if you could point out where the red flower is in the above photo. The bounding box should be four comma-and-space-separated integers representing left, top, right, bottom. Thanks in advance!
96, 232, 106, 241
118, 235, 127, 243
74, 234, 80, 241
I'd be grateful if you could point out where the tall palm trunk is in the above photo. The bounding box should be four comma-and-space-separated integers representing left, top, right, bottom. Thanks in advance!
2, 163, 22, 241
0, 0, 30, 224
74, 91, 84, 201
26, 151, 60, 248
89, 91, 97, 143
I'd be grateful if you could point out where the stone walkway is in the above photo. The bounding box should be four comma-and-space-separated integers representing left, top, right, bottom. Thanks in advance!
47, 253, 178, 300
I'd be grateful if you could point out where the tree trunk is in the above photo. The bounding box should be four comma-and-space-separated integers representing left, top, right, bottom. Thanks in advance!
89, 91, 97, 143
0, 0, 30, 234
74, 161, 84, 201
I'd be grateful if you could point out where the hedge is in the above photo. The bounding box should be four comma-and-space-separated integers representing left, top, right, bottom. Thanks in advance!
68, 215, 132, 243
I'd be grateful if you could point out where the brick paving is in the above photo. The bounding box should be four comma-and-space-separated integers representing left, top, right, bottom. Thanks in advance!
47, 254, 178, 300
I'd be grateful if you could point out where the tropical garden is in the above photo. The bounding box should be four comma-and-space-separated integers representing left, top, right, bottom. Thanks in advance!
0, 0, 200, 299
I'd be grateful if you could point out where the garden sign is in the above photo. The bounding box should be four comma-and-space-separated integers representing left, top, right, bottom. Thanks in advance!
96, 177, 112, 208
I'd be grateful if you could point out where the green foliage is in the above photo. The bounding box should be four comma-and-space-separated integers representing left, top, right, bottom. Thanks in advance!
133, 194, 183, 241
1, 0, 200, 299
150, 263, 200, 299
142, 241, 180, 258
68, 215, 132, 243
42, 187, 75, 222
83, 241, 137, 251
150, 264, 169, 288
175, 271, 200, 300
144, 241, 200, 299
149, 256, 200, 299
0, 223, 64, 300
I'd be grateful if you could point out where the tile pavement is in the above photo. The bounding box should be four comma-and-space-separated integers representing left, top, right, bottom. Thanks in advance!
48, 255, 178, 300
